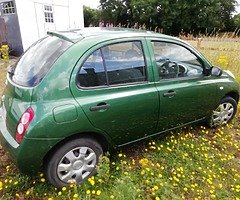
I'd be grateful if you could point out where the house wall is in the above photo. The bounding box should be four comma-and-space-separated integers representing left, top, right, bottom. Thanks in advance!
15, 0, 84, 51
0, 0, 23, 56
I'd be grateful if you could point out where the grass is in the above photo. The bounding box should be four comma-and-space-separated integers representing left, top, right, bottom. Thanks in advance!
0, 39, 240, 200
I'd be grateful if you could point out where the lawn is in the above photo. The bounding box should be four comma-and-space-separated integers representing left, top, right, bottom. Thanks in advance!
0, 39, 239, 200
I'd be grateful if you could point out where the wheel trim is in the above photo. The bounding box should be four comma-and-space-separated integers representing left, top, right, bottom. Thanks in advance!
57, 147, 97, 184
211, 102, 234, 126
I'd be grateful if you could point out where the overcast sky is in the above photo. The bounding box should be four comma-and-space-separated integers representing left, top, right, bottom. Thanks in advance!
82, 0, 240, 14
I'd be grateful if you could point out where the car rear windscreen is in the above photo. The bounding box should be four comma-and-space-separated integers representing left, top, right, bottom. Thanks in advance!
11, 36, 72, 87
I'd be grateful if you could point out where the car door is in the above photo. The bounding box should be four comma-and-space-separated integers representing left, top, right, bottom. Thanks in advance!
71, 39, 159, 146
148, 39, 219, 132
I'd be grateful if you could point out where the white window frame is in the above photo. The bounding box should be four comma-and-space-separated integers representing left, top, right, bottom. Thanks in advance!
2, 1, 15, 15
44, 5, 54, 23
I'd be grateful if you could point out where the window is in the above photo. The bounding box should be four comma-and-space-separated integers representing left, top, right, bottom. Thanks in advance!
2, 1, 15, 14
78, 41, 147, 88
78, 49, 107, 87
44, 5, 54, 23
152, 41, 203, 80
12, 37, 72, 87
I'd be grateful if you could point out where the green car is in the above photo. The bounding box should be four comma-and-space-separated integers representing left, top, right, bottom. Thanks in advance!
0, 28, 239, 188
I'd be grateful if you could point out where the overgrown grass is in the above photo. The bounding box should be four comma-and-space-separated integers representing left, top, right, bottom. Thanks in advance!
0, 39, 239, 200
188, 39, 240, 82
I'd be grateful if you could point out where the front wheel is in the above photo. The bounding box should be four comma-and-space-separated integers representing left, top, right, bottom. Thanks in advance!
45, 137, 103, 188
209, 96, 237, 127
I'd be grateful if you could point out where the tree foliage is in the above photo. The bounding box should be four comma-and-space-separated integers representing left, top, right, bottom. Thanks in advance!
83, 6, 101, 27
234, 13, 240, 27
85, 0, 238, 34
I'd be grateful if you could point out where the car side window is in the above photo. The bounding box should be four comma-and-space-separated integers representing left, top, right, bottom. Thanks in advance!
78, 49, 107, 87
103, 41, 146, 85
152, 41, 203, 80
78, 41, 147, 88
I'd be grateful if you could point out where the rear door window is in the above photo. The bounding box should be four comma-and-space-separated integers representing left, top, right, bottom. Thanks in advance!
11, 36, 72, 87
78, 41, 147, 88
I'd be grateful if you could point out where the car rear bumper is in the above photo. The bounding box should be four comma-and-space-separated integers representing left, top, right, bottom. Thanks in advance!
0, 108, 61, 174
0, 107, 19, 160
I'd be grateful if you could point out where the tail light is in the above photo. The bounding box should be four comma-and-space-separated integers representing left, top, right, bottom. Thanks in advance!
16, 107, 34, 143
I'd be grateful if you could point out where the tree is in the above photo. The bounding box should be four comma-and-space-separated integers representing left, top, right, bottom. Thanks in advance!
218, 0, 237, 31
99, 0, 238, 34
84, 6, 101, 27
234, 13, 240, 27
99, 0, 133, 26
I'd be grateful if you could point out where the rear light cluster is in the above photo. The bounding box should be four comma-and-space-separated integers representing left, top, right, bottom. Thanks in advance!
16, 107, 34, 143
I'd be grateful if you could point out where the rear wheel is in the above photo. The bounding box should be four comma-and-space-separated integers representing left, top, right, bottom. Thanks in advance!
45, 137, 103, 188
209, 96, 237, 127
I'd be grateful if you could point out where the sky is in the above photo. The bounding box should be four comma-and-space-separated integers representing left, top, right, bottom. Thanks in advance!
82, 0, 240, 14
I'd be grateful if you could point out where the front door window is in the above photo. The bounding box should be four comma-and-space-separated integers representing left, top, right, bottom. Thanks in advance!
152, 41, 203, 80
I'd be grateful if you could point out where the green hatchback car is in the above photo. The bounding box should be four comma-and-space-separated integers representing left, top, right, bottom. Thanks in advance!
0, 28, 239, 188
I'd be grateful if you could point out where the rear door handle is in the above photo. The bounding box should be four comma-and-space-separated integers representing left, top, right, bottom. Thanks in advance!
90, 103, 111, 112
163, 91, 176, 97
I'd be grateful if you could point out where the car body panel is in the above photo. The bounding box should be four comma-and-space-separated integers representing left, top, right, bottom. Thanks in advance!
1, 76, 33, 138
70, 38, 159, 145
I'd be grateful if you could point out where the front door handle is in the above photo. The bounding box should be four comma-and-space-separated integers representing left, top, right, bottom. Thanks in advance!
163, 91, 176, 97
90, 102, 111, 112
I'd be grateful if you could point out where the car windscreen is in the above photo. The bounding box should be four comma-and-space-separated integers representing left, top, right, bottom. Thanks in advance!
11, 36, 73, 87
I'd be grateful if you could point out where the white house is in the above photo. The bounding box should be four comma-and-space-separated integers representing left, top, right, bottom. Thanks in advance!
0, 0, 84, 56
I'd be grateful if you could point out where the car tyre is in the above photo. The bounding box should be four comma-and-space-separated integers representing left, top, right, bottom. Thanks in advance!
45, 137, 103, 188
209, 96, 237, 127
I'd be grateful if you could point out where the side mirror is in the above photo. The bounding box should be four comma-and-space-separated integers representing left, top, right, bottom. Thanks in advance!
211, 66, 222, 77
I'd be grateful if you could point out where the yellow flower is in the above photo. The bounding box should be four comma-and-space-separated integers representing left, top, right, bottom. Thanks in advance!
96, 190, 101, 196
62, 187, 67, 191
153, 185, 159, 190
118, 153, 123, 157
139, 158, 149, 166
58, 191, 62, 196
86, 190, 91, 195
26, 190, 30, 195
211, 194, 216, 198
40, 178, 45, 182
73, 194, 78, 198
88, 177, 95, 186
92, 190, 96, 194
0, 182, 2, 188
110, 195, 115, 199
48, 198, 54, 200
156, 197, 160, 200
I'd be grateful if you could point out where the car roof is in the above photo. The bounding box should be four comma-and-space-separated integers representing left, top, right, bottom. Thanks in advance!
47, 27, 179, 43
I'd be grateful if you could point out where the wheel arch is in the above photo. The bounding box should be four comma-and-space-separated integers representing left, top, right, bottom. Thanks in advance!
224, 91, 239, 103
43, 131, 111, 165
